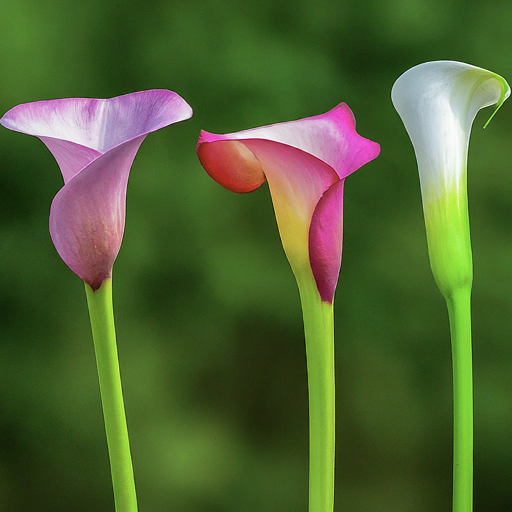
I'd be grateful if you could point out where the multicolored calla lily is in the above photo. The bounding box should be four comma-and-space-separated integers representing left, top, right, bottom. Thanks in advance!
197, 104, 380, 512
197, 103, 380, 303
0, 90, 193, 290
392, 61, 509, 512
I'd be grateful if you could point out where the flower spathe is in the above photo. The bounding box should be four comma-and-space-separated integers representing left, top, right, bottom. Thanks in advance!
1, 90, 193, 290
391, 61, 510, 296
197, 103, 380, 303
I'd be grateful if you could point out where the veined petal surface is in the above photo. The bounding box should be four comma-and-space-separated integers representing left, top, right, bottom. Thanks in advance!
391, 61, 510, 198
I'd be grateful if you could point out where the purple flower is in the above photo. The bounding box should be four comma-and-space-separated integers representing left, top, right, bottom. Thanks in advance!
1, 90, 192, 290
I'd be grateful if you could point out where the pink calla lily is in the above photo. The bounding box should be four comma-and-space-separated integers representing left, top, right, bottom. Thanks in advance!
197, 103, 380, 303
1, 90, 193, 290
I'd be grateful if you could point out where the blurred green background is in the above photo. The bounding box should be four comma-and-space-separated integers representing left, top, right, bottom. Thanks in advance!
1, 0, 512, 510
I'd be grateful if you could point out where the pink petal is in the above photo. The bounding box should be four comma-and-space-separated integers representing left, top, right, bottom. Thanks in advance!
49, 136, 145, 291
200, 136, 339, 281
39, 137, 101, 184
2, 90, 192, 288
309, 179, 345, 303
197, 103, 380, 302
199, 103, 380, 180
241, 138, 339, 232
1, 90, 193, 180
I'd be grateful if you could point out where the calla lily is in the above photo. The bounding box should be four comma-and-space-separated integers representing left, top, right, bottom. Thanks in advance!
197, 104, 380, 512
197, 103, 380, 303
0, 90, 193, 290
392, 61, 509, 512
1, 90, 192, 512
391, 61, 509, 296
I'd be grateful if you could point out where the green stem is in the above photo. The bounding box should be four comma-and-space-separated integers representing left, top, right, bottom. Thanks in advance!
298, 279, 335, 512
85, 278, 138, 512
446, 286, 473, 512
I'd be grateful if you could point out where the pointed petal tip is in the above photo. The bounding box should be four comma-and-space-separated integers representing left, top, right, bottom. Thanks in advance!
0, 109, 18, 131
343, 132, 381, 180
483, 73, 510, 128
365, 138, 381, 160
391, 60, 509, 171
326, 102, 356, 128
151, 88, 193, 123
320, 102, 380, 178
197, 129, 224, 146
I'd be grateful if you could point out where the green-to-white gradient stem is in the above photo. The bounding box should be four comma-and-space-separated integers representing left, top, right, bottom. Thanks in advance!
446, 286, 473, 512
85, 278, 138, 512
298, 278, 335, 512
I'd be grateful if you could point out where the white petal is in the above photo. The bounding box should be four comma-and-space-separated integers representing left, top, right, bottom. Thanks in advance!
391, 61, 509, 198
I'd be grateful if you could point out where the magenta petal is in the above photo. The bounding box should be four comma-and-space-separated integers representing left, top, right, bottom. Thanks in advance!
309, 179, 345, 303
49, 136, 145, 290
197, 103, 379, 302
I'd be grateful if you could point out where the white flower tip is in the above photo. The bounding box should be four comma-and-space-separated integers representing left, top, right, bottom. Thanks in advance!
392, 60, 509, 129
391, 60, 509, 197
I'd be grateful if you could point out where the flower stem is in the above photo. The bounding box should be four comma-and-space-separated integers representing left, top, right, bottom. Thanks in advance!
446, 286, 473, 512
85, 278, 138, 512
298, 279, 335, 512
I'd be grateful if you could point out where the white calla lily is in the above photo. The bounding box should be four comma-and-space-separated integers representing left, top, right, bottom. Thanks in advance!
392, 61, 509, 512
392, 61, 509, 296
392, 61, 509, 197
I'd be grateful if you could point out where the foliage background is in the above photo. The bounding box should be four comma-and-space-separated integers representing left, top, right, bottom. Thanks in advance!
0, 0, 511, 511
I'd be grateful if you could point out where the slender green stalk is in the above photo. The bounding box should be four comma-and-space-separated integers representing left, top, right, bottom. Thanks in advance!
424, 182, 474, 511
85, 278, 138, 512
298, 278, 335, 512
446, 286, 473, 512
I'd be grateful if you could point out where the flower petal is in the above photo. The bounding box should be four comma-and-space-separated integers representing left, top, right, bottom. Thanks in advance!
391, 61, 510, 197
198, 104, 380, 300
232, 138, 339, 282
0, 90, 193, 178
199, 103, 380, 180
197, 135, 266, 193
309, 179, 345, 304
49, 136, 145, 290
392, 61, 510, 297
39, 137, 101, 184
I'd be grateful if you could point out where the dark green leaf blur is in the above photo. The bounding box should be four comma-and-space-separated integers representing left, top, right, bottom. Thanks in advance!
1, 0, 511, 510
